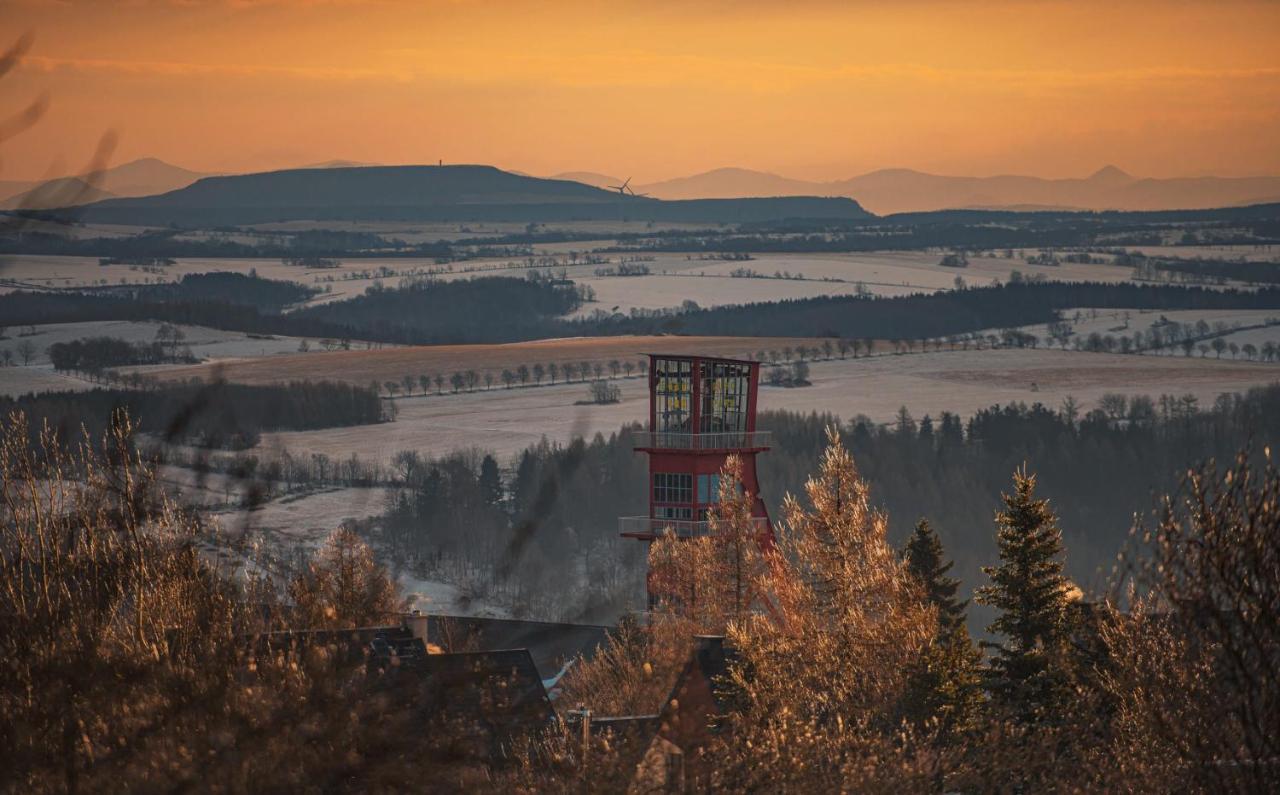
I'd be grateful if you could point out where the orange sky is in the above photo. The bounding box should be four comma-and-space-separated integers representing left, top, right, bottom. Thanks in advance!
3, 0, 1279, 182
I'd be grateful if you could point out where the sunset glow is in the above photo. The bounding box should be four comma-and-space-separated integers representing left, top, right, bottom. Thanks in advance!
5, 0, 1280, 181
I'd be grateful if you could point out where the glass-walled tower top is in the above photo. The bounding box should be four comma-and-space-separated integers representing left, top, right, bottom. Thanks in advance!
639, 354, 768, 452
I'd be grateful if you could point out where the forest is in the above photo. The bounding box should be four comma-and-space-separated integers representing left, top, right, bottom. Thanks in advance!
363, 383, 1280, 630
595, 280, 1280, 340
2, 401, 1272, 791
2, 379, 385, 451
291, 276, 588, 344
46, 334, 188, 372
5, 277, 1280, 347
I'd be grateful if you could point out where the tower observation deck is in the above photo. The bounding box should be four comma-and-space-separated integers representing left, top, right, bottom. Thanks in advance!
620, 354, 774, 544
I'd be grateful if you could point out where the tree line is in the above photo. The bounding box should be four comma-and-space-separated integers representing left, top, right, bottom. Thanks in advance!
364, 384, 1280, 626
9, 276, 1280, 348
1, 399, 1274, 788
545, 431, 1275, 791
47, 327, 196, 373
2, 378, 385, 452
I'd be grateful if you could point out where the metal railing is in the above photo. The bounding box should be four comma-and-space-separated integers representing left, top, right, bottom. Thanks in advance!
631, 430, 771, 451
618, 515, 770, 538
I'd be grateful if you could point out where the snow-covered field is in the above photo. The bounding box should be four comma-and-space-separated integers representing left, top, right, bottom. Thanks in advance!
4, 246, 1268, 322
0, 320, 337, 396
210, 485, 394, 544
0, 248, 1133, 315
1015, 307, 1280, 351
255, 348, 1280, 466
3, 320, 318, 367
0, 363, 93, 397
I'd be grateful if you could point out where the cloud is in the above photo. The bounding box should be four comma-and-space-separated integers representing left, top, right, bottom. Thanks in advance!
21, 54, 411, 81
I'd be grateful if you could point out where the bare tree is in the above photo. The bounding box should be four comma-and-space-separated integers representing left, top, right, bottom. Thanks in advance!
16, 338, 34, 366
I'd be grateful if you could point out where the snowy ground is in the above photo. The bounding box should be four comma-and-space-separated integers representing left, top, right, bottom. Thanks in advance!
255, 347, 1280, 466
1014, 307, 1280, 352
0, 320, 350, 395
0, 363, 94, 397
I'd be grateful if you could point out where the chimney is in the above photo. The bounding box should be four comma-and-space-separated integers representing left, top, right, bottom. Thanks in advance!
693, 634, 725, 662
402, 609, 428, 641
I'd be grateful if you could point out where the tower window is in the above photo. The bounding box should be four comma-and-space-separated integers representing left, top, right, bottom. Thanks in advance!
653, 472, 692, 504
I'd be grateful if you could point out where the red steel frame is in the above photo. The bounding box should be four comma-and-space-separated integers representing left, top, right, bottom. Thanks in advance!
623, 353, 774, 543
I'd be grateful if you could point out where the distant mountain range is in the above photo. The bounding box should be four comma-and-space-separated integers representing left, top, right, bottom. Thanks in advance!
12, 156, 1280, 220
0, 157, 213, 210
61, 165, 871, 226
623, 165, 1280, 214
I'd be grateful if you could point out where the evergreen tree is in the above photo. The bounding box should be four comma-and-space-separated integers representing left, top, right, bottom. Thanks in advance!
904, 518, 966, 633
478, 454, 502, 506
976, 466, 1073, 724
901, 518, 983, 737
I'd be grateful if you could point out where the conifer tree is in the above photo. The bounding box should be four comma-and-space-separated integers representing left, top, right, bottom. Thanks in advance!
904, 518, 967, 634
901, 518, 983, 737
976, 466, 1073, 723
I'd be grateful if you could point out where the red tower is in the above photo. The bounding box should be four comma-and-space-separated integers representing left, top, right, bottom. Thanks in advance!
620, 354, 774, 580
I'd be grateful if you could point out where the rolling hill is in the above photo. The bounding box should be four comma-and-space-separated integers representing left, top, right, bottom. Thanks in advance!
634, 165, 1280, 214
60, 165, 872, 225
0, 157, 211, 210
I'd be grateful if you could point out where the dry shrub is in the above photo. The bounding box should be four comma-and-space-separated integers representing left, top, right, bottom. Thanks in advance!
1091, 449, 1280, 793
647, 455, 771, 635
713, 427, 939, 789
0, 411, 498, 792
288, 524, 402, 629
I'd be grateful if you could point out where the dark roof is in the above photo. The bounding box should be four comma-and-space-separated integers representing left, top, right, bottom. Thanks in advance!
251, 625, 427, 669
647, 352, 758, 367
418, 648, 552, 724
406, 648, 555, 762
414, 614, 612, 681
654, 635, 740, 752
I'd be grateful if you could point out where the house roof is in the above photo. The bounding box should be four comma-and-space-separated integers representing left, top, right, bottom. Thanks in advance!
413, 614, 612, 681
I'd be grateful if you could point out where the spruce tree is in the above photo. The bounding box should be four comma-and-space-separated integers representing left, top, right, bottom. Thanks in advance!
901, 518, 983, 736
904, 518, 967, 634
976, 466, 1073, 724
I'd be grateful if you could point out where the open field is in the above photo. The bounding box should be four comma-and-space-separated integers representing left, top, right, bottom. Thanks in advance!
1125, 244, 1280, 262
0, 320, 335, 396
1013, 307, 1280, 350
0, 364, 92, 397
210, 485, 394, 545
4, 246, 1265, 321
3, 320, 319, 367
148, 335, 823, 387
252, 348, 1280, 465
0, 248, 1137, 314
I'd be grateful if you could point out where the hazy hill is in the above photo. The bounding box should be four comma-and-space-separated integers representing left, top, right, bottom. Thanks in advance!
550, 171, 623, 189
0, 157, 209, 209
636, 165, 1280, 214
0, 178, 117, 211
301, 159, 381, 169
636, 167, 821, 200
63, 165, 871, 225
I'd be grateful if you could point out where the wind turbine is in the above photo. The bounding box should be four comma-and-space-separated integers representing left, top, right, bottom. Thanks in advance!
607, 177, 649, 198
